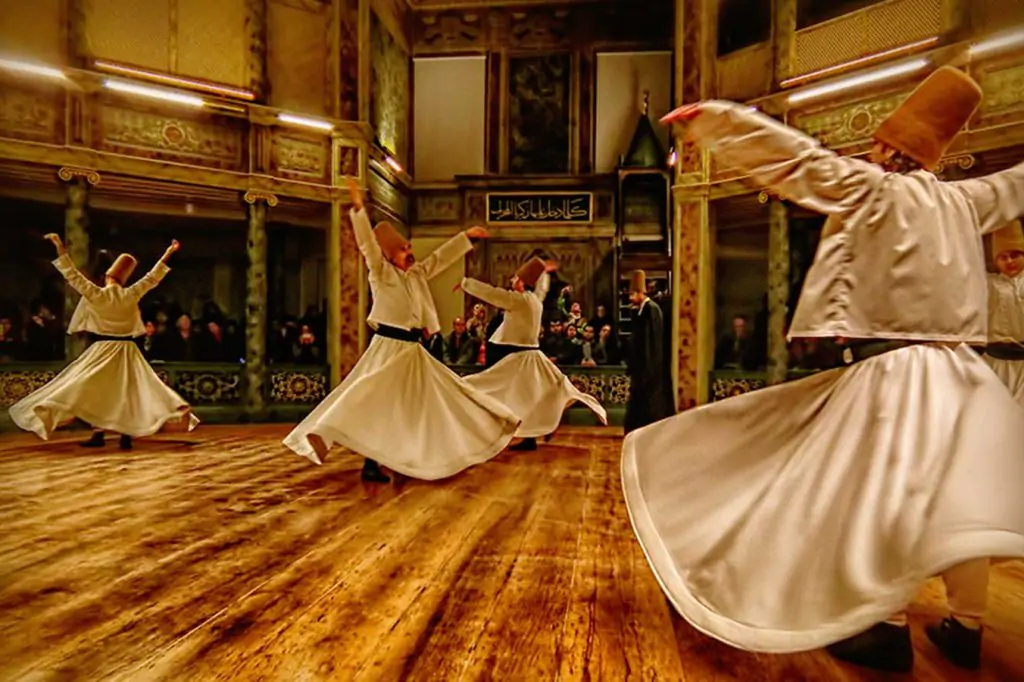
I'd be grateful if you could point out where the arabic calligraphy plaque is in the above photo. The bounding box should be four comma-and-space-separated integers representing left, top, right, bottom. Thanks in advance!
485, 193, 593, 224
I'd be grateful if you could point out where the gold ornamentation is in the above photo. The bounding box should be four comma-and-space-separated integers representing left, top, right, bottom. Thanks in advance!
58, 167, 101, 185
416, 13, 483, 52
794, 93, 907, 147
244, 191, 279, 206
272, 134, 329, 180
934, 154, 976, 174
416, 193, 461, 222
98, 107, 245, 170
978, 62, 1024, 115
0, 88, 61, 143
371, 15, 410, 164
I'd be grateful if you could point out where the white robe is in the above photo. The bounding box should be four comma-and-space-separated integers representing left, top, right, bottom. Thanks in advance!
460, 275, 607, 437
9, 255, 198, 438
984, 271, 1024, 403
282, 209, 521, 480
623, 101, 1024, 652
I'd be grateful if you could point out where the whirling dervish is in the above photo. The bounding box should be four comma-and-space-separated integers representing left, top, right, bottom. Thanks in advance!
623, 66, 1024, 673
458, 257, 607, 451
10, 234, 198, 448
283, 179, 521, 482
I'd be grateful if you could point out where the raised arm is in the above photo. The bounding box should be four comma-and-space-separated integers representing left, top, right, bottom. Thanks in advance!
534, 271, 551, 302
126, 240, 178, 301
950, 162, 1024, 235
459, 277, 522, 311
671, 101, 885, 217
345, 177, 384, 272
44, 234, 101, 302
414, 232, 474, 280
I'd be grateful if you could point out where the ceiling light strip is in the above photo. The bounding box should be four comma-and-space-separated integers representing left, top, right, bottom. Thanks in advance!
787, 58, 930, 105
0, 57, 67, 80
277, 113, 334, 131
104, 79, 205, 107
969, 26, 1024, 57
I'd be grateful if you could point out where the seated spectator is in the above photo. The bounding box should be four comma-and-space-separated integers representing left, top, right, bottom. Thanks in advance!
137, 319, 163, 360
561, 325, 583, 365
541, 319, 567, 360
422, 328, 444, 362
445, 317, 476, 365
163, 314, 199, 362
25, 299, 61, 361
716, 314, 758, 370
579, 325, 598, 367
590, 304, 613, 334
198, 319, 231, 362
297, 324, 320, 364
595, 324, 619, 365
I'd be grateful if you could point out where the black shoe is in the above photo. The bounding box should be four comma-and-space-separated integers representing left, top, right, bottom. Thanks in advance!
361, 460, 390, 483
510, 438, 538, 451
926, 618, 982, 670
119, 435, 133, 450
826, 622, 913, 673
80, 432, 105, 448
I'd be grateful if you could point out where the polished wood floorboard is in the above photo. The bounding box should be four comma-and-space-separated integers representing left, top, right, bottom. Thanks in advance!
0, 425, 1021, 681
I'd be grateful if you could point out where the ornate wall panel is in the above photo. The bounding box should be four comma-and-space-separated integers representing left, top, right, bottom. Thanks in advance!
367, 169, 409, 222
0, 84, 66, 146
337, 0, 360, 120
792, 0, 941, 77
415, 192, 462, 223
176, 0, 248, 87
0, 0, 64, 64
371, 12, 411, 163
977, 63, 1024, 120
717, 42, 773, 102
267, 0, 330, 115
270, 130, 331, 183
85, 0, 172, 72
792, 90, 908, 148
95, 103, 247, 171
507, 54, 571, 174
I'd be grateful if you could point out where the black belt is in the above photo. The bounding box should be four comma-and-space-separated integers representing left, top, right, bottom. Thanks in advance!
375, 325, 423, 343
87, 333, 136, 342
985, 343, 1024, 361
843, 340, 922, 364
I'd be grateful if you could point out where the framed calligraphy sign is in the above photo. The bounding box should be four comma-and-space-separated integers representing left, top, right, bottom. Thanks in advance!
485, 192, 593, 224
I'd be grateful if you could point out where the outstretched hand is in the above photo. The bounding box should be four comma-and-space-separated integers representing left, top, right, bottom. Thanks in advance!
43, 233, 66, 255
465, 226, 489, 240
660, 103, 702, 125
347, 177, 364, 210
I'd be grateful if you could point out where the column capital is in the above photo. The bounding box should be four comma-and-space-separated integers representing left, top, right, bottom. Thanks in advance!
244, 190, 279, 207
58, 167, 100, 185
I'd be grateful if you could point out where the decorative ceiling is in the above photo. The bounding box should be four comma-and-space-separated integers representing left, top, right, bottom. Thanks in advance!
406, 0, 620, 9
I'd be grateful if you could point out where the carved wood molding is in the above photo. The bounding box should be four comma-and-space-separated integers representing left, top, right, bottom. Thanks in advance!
57, 167, 101, 185
244, 190, 280, 206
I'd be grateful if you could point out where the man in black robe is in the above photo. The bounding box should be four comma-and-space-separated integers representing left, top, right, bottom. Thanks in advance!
624, 269, 675, 433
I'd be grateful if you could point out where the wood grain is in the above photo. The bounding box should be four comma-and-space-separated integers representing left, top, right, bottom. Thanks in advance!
0, 426, 1020, 681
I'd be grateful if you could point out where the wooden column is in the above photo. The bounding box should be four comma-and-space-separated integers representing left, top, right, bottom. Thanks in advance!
243, 191, 275, 415
246, 0, 268, 101
672, 0, 717, 409
328, 199, 364, 388
772, 0, 798, 87
58, 168, 98, 360
767, 199, 790, 385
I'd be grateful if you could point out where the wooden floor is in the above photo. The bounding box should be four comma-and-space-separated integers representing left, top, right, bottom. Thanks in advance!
0, 427, 1022, 681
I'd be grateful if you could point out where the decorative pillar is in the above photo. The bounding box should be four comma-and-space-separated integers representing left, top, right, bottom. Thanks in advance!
767, 199, 790, 385
243, 191, 275, 415
66, 0, 88, 68
245, 0, 268, 101
672, 0, 717, 409
773, 0, 798, 88
58, 167, 98, 360
328, 199, 364, 387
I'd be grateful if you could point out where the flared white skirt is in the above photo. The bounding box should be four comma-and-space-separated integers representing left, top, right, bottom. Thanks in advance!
9, 340, 199, 439
984, 354, 1024, 405
283, 336, 521, 480
463, 349, 607, 437
622, 344, 1024, 653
